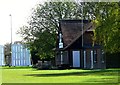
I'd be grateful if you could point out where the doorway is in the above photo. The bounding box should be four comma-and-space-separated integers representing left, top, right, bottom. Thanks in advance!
72, 51, 80, 67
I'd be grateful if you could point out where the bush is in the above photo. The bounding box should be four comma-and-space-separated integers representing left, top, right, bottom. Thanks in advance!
36, 61, 52, 70
58, 64, 70, 70
106, 52, 120, 68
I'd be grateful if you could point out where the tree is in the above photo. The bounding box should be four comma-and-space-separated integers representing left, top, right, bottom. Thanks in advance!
17, 1, 82, 60
79, 2, 120, 53
92, 2, 120, 53
4, 43, 11, 57
18, 1, 120, 62
4, 43, 11, 66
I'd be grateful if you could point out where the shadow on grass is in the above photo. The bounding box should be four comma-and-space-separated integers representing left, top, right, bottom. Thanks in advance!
24, 69, 120, 77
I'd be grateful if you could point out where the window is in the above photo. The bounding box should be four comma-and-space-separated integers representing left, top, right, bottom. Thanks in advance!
101, 50, 105, 63
59, 33, 63, 48
93, 50, 97, 63
63, 51, 68, 64
84, 50, 86, 68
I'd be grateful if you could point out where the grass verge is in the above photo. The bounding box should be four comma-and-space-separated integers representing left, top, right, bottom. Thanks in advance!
1, 67, 119, 84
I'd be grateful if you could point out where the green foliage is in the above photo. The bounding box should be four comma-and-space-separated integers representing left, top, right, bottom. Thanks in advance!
17, 2, 81, 60
4, 43, 11, 56
18, 2, 120, 59
93, 2, 120, 53
79, 2, 120, 53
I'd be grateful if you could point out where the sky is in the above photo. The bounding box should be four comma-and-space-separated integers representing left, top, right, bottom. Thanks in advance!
0, 0, 45, 45
1, 0, 117, 45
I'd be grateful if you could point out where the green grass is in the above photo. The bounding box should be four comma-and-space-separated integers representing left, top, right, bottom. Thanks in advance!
1, 67, 120, 84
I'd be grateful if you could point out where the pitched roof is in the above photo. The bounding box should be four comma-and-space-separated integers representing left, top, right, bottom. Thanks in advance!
60, 20, 94, 50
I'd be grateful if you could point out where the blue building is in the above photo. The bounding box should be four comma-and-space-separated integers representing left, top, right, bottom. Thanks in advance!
11, 43, 31, 66
0, 45, 4, 66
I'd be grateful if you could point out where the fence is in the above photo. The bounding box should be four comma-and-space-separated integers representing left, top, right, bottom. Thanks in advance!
0, 45, 4, 66
11, 44, 31, 66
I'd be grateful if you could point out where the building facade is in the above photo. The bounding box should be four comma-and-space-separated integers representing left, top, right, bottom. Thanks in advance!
55, 20, 106, 69
0, 45, 4, 66
11, 43, 31, 66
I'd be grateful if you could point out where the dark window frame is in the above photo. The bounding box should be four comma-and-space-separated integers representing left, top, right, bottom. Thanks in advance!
93, 50, 97, 63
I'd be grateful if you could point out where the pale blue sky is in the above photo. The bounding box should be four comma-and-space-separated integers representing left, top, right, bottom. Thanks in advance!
0, 0, 45, 45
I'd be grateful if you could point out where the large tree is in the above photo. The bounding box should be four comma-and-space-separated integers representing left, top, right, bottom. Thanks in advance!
4, 43, 11, 57
79, 2, 120, 53
18, 1, 82, 60
18, 1, 120, 61
92, 2, 120, 53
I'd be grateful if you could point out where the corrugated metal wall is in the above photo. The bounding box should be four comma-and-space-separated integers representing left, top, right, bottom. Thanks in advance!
11, 44, 31, 66
0, 45, 4, 66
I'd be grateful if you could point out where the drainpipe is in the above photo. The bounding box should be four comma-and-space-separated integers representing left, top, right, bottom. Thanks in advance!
80, 2, 85, 69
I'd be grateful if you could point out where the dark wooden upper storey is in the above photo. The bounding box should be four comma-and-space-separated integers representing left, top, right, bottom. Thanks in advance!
57, 20, 95, 50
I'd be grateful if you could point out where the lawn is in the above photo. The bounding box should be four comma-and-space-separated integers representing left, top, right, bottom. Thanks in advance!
1, 67, 120, 84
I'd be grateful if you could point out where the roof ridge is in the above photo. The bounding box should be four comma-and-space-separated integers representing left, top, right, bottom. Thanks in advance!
60, 19, 91, 23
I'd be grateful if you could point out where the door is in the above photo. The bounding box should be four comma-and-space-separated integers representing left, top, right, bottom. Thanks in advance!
73, 51, 80, 67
